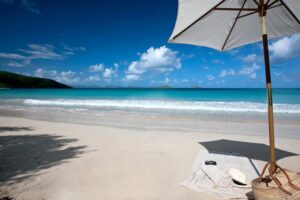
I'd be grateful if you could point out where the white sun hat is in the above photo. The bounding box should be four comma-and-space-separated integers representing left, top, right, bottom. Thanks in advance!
229, 168, 248, 187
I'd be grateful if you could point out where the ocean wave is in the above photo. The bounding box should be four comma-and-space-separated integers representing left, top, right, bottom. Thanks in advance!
23, 99, 300, 114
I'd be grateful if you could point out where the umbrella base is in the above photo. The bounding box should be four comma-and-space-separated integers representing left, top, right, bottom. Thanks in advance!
252, 162, 300, 199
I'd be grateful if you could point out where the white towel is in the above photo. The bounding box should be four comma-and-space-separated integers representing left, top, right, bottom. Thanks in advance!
181, 150, 260, 199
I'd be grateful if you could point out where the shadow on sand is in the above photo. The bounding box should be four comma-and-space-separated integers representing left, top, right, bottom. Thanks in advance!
199, 139, 298, 162
0, 126, 86, 183
0, 126, 34, 133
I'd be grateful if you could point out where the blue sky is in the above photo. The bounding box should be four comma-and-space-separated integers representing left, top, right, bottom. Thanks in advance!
0, 0, 300, 88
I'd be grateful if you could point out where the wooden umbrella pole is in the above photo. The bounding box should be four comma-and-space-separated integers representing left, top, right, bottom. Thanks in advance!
259, 0, 277, 174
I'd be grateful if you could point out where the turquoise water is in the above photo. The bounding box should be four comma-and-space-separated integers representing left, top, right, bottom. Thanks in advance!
1, 88, 300, 103
0, 88, 300, 115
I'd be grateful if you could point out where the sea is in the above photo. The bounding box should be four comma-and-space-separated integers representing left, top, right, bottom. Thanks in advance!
1, 88, 300, 125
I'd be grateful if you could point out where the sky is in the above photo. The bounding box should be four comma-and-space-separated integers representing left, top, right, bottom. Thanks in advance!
0, 0, 300, 88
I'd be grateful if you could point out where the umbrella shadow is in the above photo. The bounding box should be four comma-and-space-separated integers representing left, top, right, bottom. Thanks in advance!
0, 132, 87, 183
199, 139, 298, 162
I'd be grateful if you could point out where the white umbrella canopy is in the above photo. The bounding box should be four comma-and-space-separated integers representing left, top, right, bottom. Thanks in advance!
169, 0, 300, 51
168, 0, 300, 193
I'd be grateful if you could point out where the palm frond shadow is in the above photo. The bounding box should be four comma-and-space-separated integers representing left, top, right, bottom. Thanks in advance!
0, 133, 86, 183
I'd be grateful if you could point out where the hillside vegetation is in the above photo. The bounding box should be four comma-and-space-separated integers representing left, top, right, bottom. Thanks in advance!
0, 71, 71, 89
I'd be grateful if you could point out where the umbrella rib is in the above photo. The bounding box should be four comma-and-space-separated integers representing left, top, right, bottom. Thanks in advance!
267, 0, 280, 8
267, 2, 282, 9
221, 0, 248, 50
279, 0, 300, 24
252, 0, 259, 6
172, 0, 227, 40
265, 0, 272, 6
214, 8, 256, 11
238, 10, 258, 19
238, 3, 281, 19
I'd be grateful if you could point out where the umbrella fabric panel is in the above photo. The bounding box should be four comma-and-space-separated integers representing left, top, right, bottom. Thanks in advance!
223, 11, 261, 50
225, 4, 300, 50
263, 4, 300, 41
285, 0, 300, 20
169, 0, 222, 41
171, 9, 238, 50
169, 0, 300, 51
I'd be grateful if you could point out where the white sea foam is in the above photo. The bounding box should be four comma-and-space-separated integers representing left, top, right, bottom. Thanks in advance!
23, 99, 300, 114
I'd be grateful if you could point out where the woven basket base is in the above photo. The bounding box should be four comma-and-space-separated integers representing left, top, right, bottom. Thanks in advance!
252, 169, 300, 200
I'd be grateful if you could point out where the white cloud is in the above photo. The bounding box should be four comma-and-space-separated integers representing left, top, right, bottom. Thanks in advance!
113, 63, 119, 68
0, 44, 77, 67
34, 68, 58, 78
33, 68, 79, 84
219, 64, 260, 80
0, 53, 26, 60
124, 74, 140, 81
19, 44, 64, 60
239, 63, 260, 79
125, 46, 181, 81
207, 75, 215, 81
103, 68, 117, 79
127, 61, 145, 75
219, 69, 236, 78
86, 75, 100, 82
242, 53, 257, 63
62, 44, 86, 55
5, 60, 30, 67
34, 68, 45, 77
61, 70, 76, 77
0, 53, 31, 67
56, 71, 80, 84
269, 34, 300, 62
165, 77, 170, 84
5, 62, 24, 67
87, 63, 118, 82
88, 64, 104, 72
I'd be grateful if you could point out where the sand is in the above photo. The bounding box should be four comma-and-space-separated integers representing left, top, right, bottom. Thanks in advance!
0, 116, 300, 200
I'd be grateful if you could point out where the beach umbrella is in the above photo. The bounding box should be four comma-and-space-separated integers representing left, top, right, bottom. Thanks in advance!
169, 0, 300, 177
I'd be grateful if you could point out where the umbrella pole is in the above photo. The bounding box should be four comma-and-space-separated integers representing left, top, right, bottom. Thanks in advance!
259, 1, 277, 174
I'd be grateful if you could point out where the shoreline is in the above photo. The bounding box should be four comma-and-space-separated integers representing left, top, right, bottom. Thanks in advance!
1, 108, 300, 138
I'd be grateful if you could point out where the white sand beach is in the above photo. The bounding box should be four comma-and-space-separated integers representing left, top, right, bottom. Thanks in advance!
1, 115, 300, 200
1, 0, 300, 198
